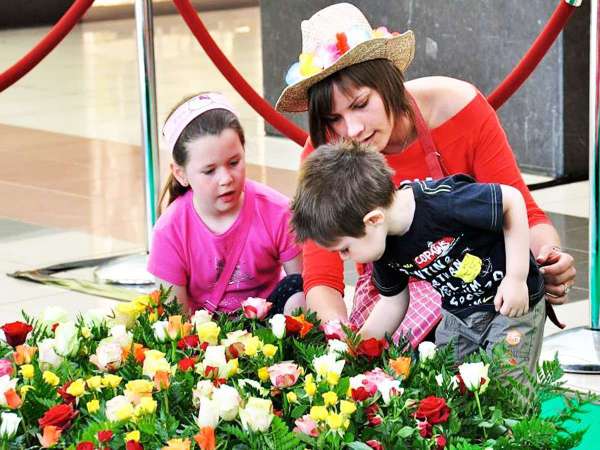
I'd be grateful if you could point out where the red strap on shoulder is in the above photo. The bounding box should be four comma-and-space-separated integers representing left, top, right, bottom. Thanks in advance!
406, 93, 446, 179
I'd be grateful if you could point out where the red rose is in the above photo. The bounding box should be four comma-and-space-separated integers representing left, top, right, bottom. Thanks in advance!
415, 396, 451, 424
98, 430, 113, 443
57, 382, 76, 405
178, 357, 197, 372
1, 321, 33, 348
38, 403, 79, 431
436, 435, 447, 449
366, 440, 384, 450
356, 338, 386, 359
200, 341, 209, 352
351, 387, 371, 402
76, 442, 94, 450
177, 335, 199, 350
365, 404, 382, 426
126, 440, 144, 450
226, 342, 245, 360
417, 420, 433, 438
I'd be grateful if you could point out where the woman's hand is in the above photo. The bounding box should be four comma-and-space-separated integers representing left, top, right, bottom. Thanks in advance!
536, 244, 576, 304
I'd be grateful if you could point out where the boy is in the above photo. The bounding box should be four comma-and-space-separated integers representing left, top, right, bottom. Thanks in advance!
291, 141, 546, 375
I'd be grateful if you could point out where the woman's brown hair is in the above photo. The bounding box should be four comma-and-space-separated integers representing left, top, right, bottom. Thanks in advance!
157, 96, 245, 216
307, 59, 412, 147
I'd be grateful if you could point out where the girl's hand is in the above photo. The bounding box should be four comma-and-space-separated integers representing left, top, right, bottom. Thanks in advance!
494, 276, 529, 318
536, 245, 576, 305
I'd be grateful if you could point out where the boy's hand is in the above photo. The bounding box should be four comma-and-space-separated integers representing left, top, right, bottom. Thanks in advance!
493, 275, 529, 318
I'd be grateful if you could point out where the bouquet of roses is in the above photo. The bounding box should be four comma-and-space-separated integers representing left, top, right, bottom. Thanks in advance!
0, 288, 592, 449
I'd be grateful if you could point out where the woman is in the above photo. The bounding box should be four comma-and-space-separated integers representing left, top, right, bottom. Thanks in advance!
275, 3, 575, 344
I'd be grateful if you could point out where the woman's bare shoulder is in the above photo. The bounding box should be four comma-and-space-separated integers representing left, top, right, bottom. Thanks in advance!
405, 76, 478, 128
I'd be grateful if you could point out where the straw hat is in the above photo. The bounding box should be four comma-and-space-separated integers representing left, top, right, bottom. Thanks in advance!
275, 3, 415, 113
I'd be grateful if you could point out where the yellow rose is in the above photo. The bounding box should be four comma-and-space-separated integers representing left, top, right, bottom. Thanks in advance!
226, 358, 239, 377
20, 364, 34, 380
81, 327, 92, 339
258, 367, 269, 383
142, 350, 171, 378
125, 430, 141, 442
261, 344, 278, 358
115, 301, 146, 328
102, 374, 123, 388
326, 412, 343, 430
326, 371, 340, 386
125, 379, 154, 395
136, 396, 157, 415
87, 399, 100, 414
243, 336, 263, 357
42, 371, 60, 387
340, 400, 356, 415
322, 391, 338, 406
66, 379, 86, 397
197, 322, 220, 346
305, 380, 317, 397
86, 376, 102, 391
309, 405, 328, 421
286, 392, 298, 404
20, 385, 34, 398
116, 402, 134, 421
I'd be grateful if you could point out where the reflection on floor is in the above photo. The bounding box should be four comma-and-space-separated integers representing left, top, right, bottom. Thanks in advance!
0, 7, 597, 393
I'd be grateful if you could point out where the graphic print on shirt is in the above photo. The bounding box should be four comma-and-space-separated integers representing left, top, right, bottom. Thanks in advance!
213, 258, 254, 287
388, 235, 504, 309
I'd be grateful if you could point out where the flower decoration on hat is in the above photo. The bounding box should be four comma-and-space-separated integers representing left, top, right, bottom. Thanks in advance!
285, 25, 399, 86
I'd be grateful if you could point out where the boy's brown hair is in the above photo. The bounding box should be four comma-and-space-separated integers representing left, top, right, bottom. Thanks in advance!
291, 140, 395, 246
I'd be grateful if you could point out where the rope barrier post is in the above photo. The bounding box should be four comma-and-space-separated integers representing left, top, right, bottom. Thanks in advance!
93, 0, 159, 286
542, 0, 600, 374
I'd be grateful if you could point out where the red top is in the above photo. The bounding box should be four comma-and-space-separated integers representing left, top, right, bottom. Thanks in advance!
300, 92, 550, 295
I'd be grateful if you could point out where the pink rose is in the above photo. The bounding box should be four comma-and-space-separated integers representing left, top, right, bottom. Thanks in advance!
320, 320, 346, 340
294, 415, 319, 437
241, 298, 272, 320
267, 361, 301, 388
0, 359, 13, 377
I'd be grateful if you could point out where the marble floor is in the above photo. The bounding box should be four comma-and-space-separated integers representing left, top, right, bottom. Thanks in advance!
0, 7, 598, 393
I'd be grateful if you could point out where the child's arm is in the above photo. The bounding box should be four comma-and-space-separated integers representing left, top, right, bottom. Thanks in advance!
156, 278, 193, 316
282, 254, 307, 315
359, 287, 410, 339
282, 254, 302, 275
494, 185, 530, 318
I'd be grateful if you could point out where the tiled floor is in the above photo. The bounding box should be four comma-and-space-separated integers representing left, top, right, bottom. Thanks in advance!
0, 7, 598, 393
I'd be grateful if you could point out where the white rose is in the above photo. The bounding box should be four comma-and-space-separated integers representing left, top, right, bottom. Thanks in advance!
418, 341, 437, 361
213, 384, 241, 421
41, 306, 69, 326
0, 376, 17, 407
269, 314, 286, 339
313, 353, 345, 379
377, 378, 403, 405
196, 397, 220, 428
54, 321, 79, 357
105, 395, 132, 422
0, 412, 21, 439
84, 308, 110, 327
458, 362, 490, 393
90, 339, 123, 372
201, 346, 227, 370
0, 329, 5, 343
239, 397, 273, 432
152, 321, 169, 342
191, 310, 212, 328
110, 325, 133, 349
38, 338, 63, 369
192, 380, 215, 407
327, 339, 349, 356
435, 374, 444, 387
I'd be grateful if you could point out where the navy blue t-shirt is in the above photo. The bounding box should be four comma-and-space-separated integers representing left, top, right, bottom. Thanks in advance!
372, 175, 545, 318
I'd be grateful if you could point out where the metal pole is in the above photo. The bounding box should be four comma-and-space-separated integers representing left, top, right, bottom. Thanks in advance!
135, 0, 160, 245
591, 0, 600, 330
542, 0, 600, 373
93, 0, 159, 286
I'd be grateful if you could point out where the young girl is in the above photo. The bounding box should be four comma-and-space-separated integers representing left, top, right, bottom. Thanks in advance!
148, 92, 305, 316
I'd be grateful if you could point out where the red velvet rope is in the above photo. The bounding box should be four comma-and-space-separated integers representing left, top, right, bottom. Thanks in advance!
0, 0, 94, 93
487, 1, 576, 110
172, 0, 308, 146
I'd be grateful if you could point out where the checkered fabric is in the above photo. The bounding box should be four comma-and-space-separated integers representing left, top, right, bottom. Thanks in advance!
349, 268, 442, 347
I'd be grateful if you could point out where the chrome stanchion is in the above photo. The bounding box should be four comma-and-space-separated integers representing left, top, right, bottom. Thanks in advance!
94, 0, 159, 287
542, 0, 600, 373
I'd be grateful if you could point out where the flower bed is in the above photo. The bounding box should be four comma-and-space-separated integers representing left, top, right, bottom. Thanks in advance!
0, 289, 592, 449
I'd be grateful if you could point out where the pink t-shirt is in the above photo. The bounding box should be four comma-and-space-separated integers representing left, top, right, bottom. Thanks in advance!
147, 180, 301, 313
